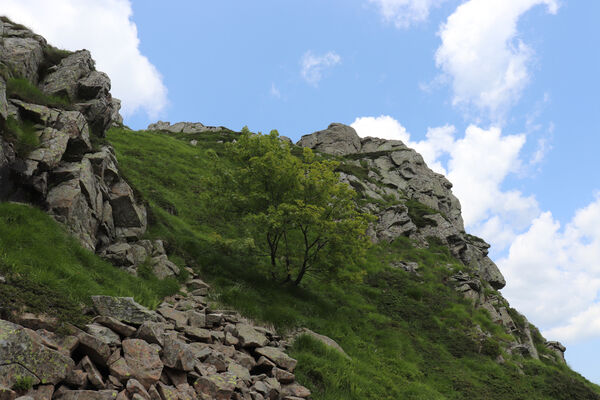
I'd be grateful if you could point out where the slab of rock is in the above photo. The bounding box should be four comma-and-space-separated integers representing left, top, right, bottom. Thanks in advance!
161, 335, 196, 372
27, 127, 69, 170
193, 373, 237, 400
0, 319, 74, 387
235, 323, 269, 348
74, 329, 112, 367
135, 321, 167, 347
92, 296, 161, 326
297, 328, 349, 359
86, 323, 121, 347
81, 355, 105, 389
255, 347, 297, 372
122, 339, 163, 389
297, 123, 362, 156
94, 316, 137, 337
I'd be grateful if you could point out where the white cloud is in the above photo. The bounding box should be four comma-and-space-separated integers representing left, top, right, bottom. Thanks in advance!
1, 0, 168, 118
351, 115, 539, 249
435, 0, 558, 118
499, 199, 600, 343
300, 51, 341, 86
270, 83, 281, 99
368, 0, 447, 28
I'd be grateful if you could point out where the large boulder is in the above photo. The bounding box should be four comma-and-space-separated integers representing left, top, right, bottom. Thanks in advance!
0, 319, 74, 387
92, 296, 163, 326
41, 50, 95, 101
0, 20, 46, 83
147, 121, 225, 134
297, 123, 362, 156
121, 339, 164, 389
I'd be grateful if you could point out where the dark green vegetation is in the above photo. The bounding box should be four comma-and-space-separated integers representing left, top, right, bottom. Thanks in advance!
0, 203, 180, 327
106, 127, 600, 399
6, 77, 71, 108
1, 116, 39, 156
220, 130, 371, 285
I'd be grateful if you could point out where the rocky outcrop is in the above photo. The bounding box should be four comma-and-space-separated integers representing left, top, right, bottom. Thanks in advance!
297, 123, 505, 290
297, 123, 362, 156
147, 121, 227, 134
0, 270, 311, 400
0, 18, 175, 277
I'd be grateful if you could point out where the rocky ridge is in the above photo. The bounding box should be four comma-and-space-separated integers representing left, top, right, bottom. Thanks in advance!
297, 123, 565, 364
0, 269, 313, 400
0, 17, 175, 278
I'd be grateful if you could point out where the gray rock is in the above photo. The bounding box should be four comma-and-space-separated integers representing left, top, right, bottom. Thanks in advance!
235, 323, 269, 348
92, 296, 162, 326
255, 347, 297, 372
86, 323, 121, 347
297, 123, 362, 156
0, 23, 45, 82
296, 329, 349, 359
109, 181, 146, 230
0, 77, 7, 121
0, 319, 74, 387
93, 316, 137, 337
545, 341, 566, 363
122, 339, 163, 389
147, 121, 225, 134
161, 335, 196, 372
27, 127, 69, 170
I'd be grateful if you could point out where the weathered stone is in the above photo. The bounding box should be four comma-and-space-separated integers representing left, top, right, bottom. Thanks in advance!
65, 369, 88, 388
282, 384, 311, 399
156, 383, 178, 400
193, 373, 237, 400
297, 123, 362, 156
186, 310, 206, 328
235, 324, 269, 348
27, 127, 69, 170
126, 379, 150, 400
86, 323, 121, 347
81, 356, 105, 389
0, 77, 7, 121
546, 341, 566, 363
157, 307, 188, 328
109, 358, 134, 383
273, 368, 295, 384
27, 385, 54, 400
42, 50, 95, 101
74, 329, 112, 367
227, 363, 251, 382
136, 321, 167, 347
0, 29, 45, 83
161, 335, 196, 372
184, 326, 211, 342
0, 320, 74, 387
92, 296, 162, 325
94, 316, 137, 337
297, 329, 349, 359
109, 181, 146, 229
14, 313, 58, 331
151, 255, 180, 279
147, 121, 225, 134
122, 339, 163, 389
255, 347, 297, 372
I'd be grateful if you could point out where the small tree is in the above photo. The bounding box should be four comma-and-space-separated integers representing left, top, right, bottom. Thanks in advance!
223, 129, 371, 285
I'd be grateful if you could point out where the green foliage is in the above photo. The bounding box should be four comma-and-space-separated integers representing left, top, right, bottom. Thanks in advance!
12, 375, 34, 391
0, 203, 179, 326
219, 130, 372, 285
107, 127, 600, 399
3, 116, 39, 156
6, 77, 71, 108
405, 199, 442, 228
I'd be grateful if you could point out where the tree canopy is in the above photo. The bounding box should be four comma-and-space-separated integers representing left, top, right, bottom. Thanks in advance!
221, 128, 371, 285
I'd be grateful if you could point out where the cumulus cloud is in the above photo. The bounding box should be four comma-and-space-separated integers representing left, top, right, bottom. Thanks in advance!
1, 0, 168, 118
300, 51, 341, 86
351, 115, 539, 250
435, 0, 558, 118
368, 0, 447, 28
499, 198, 600, 343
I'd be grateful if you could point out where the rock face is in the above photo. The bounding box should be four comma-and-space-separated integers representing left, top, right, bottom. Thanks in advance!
0, 18, 175, 277
147, 121, 227, 134
0, 270, 311, 400
297, 123, 505, 290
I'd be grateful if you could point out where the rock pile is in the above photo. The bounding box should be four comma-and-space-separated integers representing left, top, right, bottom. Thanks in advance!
0, 270, 311, 400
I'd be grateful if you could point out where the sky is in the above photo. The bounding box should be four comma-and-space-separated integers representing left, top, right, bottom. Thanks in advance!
2, 0, 600, 383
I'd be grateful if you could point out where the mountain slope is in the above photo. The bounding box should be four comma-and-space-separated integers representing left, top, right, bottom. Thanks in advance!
107, 125, 600, 399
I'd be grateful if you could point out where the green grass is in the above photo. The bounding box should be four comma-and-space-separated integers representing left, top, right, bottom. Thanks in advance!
0, 202, 180, 327
106, 127, 600, 399
2, 116, 40, 156
6, 77, 71, 109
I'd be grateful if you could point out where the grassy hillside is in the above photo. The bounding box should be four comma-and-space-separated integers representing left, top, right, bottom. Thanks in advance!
0, 202, 180, 327
106, 127, 600, 399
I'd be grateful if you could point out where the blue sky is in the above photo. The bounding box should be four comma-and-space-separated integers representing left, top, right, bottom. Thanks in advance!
3, 0, 600, 383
